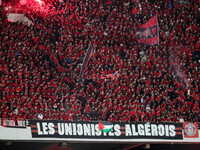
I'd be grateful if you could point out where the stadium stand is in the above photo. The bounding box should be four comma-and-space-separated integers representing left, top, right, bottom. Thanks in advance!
0, 0, 200, 123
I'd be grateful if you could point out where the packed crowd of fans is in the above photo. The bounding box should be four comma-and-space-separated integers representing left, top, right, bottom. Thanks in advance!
0, 0, 200, 123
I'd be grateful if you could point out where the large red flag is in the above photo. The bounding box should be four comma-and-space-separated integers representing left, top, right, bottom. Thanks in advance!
137, 16, 159, 46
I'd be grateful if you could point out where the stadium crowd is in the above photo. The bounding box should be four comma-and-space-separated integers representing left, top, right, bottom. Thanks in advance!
0, 0, 200, 123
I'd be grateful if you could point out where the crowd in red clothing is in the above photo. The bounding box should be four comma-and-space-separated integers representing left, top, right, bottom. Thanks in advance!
0, 0, 200, 123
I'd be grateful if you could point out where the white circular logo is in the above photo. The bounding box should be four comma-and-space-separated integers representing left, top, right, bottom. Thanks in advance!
185, 123, 196, 136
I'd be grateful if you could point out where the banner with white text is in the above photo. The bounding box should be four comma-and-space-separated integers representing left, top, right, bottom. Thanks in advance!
30, 120, 190, 140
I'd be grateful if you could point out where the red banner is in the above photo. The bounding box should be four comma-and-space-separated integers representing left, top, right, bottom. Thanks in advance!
1, 119, 27, 128
137, 16, 159, 45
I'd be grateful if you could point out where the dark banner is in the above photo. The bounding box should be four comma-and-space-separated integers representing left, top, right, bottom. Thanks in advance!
78, 43, 96, 82
137, 16, 159, 45
30, 120, 184, 139
1, 119, 27, 128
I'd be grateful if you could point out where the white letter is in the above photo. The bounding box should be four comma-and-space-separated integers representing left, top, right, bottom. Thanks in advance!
114, 124, 121, 136
138, 124, 145, 136
72, 123, 77, 135
144, 124, 151, 136
125, 124, 132, 136
151, 124, 158, 136
132, 125, 138, 136
37, 123, 43, 135
42, 122, 48, 135
158, 124, 165, 136
48, 123, 55, 135
103, 132, 107, 136
108, 129, 114, 136
165, 125, 169, 136
91, 124, 95, 136
77, 124, 83, 135
65, 123, 72, 135
169, 125, 176, 137
83, 124, 91, 136
95, 124, 101, 136
58, 123, 64, 135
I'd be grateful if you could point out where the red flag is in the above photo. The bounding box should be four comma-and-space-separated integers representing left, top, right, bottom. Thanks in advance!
137, 16, 159, 46
99, 71, 119, 80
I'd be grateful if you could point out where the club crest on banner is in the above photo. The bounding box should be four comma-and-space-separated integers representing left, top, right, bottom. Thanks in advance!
183, 123, 199, 138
